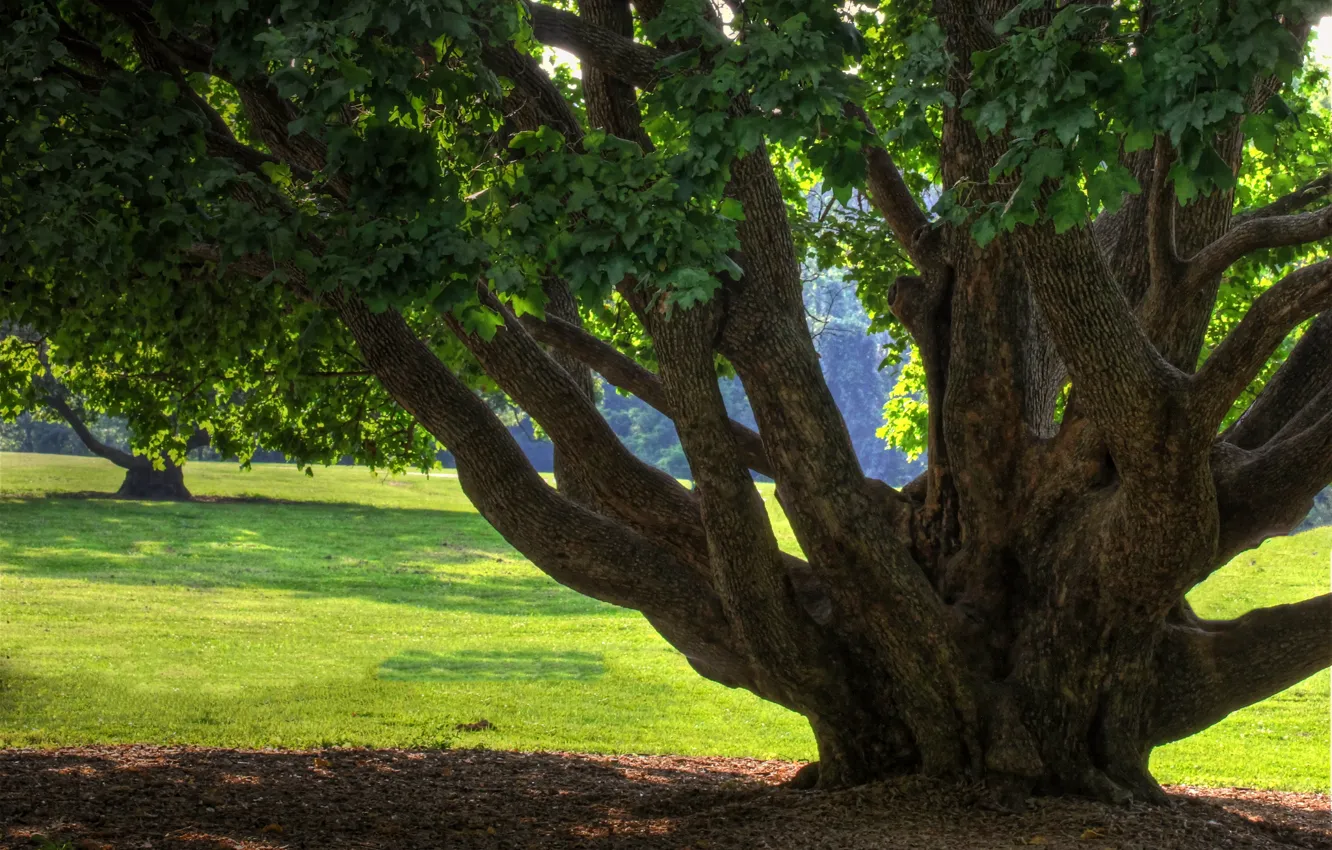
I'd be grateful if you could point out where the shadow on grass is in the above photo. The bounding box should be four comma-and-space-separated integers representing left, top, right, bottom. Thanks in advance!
0, 497, 613, 617
378, 649, 605, 683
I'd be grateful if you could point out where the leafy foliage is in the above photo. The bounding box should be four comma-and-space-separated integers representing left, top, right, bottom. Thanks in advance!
0, 0, 1328, 469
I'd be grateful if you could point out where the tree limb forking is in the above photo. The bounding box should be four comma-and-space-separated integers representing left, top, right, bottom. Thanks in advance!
329, 292, 757, 688
1223, 311, 1332, 449
1150, 593, 1332, 746
649, 300, 827, 705
445, 290, 716, 574
1185, 205, 1332, 293
1193, 258, 1332, 429
1015, 221, 1183, 471
577, 0, 654, 151
1232, 172, 1332, 225
1212, 401, 1332, 567
518, 311, 774, 476
525, 1, 669, 88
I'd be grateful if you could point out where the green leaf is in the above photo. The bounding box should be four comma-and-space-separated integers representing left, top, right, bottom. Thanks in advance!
1047, 182, 1088, 233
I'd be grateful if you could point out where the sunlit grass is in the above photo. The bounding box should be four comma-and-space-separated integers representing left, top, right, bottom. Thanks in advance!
0, 452, 1326, 791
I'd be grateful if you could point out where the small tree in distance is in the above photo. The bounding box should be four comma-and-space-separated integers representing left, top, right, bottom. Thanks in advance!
2, 0, 1330, 800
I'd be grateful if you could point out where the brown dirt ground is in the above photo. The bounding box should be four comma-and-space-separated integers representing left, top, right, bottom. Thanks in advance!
1, 746, 1327, 849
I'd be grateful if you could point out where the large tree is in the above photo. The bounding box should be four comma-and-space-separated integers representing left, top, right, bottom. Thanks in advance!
2, 0, 1330, 801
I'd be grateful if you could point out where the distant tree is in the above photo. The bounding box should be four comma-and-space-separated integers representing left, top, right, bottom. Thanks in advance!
1, 325, 201, 498
40, 387, 209, 499
2, 0, 1330, 801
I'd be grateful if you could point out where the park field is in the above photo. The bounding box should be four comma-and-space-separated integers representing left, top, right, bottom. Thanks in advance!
0, 452, 1327, 791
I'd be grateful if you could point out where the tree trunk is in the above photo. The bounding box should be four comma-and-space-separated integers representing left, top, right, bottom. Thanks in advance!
115, 460, 191, 500
40, 393, 204, 501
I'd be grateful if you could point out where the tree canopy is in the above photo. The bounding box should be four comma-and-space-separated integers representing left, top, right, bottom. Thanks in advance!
2, 0, 1330, 802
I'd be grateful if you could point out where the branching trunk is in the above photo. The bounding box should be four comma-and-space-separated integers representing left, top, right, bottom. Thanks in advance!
335, 11, 1331, 800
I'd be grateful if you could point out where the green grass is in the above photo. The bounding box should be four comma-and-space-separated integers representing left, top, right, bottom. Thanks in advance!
0, 452, 1327, 791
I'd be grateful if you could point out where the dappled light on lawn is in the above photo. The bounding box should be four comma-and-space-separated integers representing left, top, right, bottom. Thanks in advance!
0, 453, 1328, 791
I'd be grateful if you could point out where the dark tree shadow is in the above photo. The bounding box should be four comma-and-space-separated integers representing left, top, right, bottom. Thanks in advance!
378, 649, 606, 682
0, 497, 615, 617
3, 747, 1326, 850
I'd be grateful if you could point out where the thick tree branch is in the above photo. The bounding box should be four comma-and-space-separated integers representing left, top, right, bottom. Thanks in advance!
519, 311, 773, 476
449, 290, 715, 574
483, 43, 586, 144
650, 301, 829, 707
1140, 15, 1317, 373
1185, 205, 1332, 292
1015, 222, 1183, 469
1212, 402, 1332, 566
330, 292, 755, 689
845, 104, 940, 272
934, 0, 1001, 54
539, 277, 601, 509
1151, 594, 1332, 745
1095, 147, 1156, 306
1193, 258, 1332, 429
1224, 311, 1332, 449
526, 1, 669, 87
1232, 172, 1332, 225
577, 0, 654, 150
716, 149, 978, 772
44, 394, 139, 469
1145, 139, 1183, 298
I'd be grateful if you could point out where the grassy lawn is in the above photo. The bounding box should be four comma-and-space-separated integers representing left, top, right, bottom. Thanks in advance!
0, 452, 1327, 791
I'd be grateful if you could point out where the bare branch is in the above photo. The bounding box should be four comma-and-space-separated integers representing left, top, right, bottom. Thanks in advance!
526, 1, 669, 88
1212, 402, 1332, 566
519, 312, 773, 476
1185, 205, 1332, 291
1151, 594, 1332, 745
1145, 139, 1184, 300
44, 394, 139, 469
1232, 172, 1332, 225
1193, 258, 1332, 428
1224, 311, 1332, 449
844, 104, 939, 272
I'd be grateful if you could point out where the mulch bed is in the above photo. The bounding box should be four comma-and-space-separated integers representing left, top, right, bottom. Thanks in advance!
2, 746, 1327, 849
